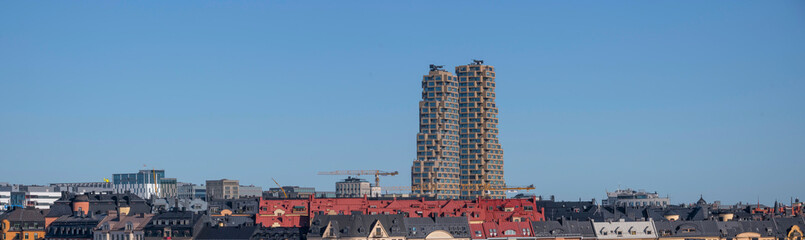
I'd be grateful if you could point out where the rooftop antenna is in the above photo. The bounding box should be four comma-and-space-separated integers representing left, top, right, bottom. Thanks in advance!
472, 59, 484, 65
429, 64, 444, 72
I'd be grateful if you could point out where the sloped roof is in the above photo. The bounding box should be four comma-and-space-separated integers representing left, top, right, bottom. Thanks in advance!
0, 207, 49, 223
196, 226, 259, 240
532, 220, 595, 238
308, 214, 406, 238
404, 217, 471, 238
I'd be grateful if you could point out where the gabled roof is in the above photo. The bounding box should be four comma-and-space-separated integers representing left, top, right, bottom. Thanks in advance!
532, 220, 595, 238
653, 220, 720, 238
46, 192, 150, 218
404, 217, 471, 238
308, 214, 406, 238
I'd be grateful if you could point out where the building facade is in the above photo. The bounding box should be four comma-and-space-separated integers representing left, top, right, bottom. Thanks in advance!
49, 183, 113, 195
13, 186, 61, 210
335, 177, 374, 198
411, 64, 461, 199
0, 207, 49, 240
1, 186, 12, 211
205, 180, 239, 200
264, 186, 317, 199
177, 183, 206, 200
455, 60, 505, 199
412, 61, 506, 200
112, 170, 172, 200
602, 189, 669, 207
238, 186, 262, 198
93, 211, 154, 240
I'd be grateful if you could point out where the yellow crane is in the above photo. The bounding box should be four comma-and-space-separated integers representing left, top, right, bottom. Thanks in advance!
317, 170, 399, 187
272, 178, 288, 198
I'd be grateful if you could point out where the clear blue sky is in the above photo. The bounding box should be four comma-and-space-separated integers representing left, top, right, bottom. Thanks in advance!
1, 1, 803, 205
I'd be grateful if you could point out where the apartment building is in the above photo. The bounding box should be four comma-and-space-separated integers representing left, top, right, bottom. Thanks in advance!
411, 64, 461, 199
205, 180, 239, 200
412, 60, 506, 199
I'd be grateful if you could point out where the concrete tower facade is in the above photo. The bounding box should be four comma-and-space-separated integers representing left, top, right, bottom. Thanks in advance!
456, 60, 505, 199
411, 64, 461, 199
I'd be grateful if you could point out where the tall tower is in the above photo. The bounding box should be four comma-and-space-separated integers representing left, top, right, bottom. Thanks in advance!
456, 60, 505, 199
411, 64, 461, 199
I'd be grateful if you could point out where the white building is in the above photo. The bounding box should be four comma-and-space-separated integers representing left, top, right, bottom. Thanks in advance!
602, 188, 669, 207
113, 170, 176, 199
0, 187, 11, 211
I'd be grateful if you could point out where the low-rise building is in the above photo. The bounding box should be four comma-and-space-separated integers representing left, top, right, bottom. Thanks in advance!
113, 170, 176, 200
142, 211, 208, 240
591, 220, 657, 240
654, 220, 719, 240
152, 198, 208, 214
93, 211, 154, 240
238, 186, 262, 198
49, 183, 113, 195
45, 211, 104, 240
177, 184, 206, 200
0, 207, 49, 240
335, 177, 376, 198
264, 186, 317, 199
0, 186, 12, 212
45, 193, 151, 228
10, 186, 61, 210
715, 221, 776, 240
602, 189, 668, 208
206, 180, 239, 200
308, 214, 408, 240
531, 220, 596, 240
404, 217, 471, 240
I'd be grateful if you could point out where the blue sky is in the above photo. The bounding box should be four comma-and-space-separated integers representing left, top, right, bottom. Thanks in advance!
1, 1, 804, 205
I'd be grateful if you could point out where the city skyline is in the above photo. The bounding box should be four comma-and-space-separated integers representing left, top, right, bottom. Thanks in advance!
1, 1, 804, 205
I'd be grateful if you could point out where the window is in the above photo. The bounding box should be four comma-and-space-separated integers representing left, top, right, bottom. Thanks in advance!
504, 230, 516, 235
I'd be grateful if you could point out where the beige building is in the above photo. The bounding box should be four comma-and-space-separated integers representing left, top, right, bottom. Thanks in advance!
455, 60, 505, 199
335, 177, 379, 198
93, 211, 154, 240
411, 64, 461, 199
205, 179, 239, 200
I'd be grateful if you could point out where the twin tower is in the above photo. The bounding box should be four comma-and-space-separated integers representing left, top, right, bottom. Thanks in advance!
411, 60, 505, 199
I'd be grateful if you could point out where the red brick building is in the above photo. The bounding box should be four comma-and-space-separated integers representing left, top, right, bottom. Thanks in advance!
255, 196, 544, 228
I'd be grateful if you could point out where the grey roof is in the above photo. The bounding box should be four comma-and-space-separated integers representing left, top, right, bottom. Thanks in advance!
251, 227, 305, 240
404, 217, 471, 238
196, 226, 259, 240
46, 213, 106, 239
772, 217, 805, 239
531, 220, 595, 238
207, 197, 260, 215
309, 214, 407, 238
210, 215, 256, 227
653, 220, 720, 238
47, 192, 151, 218
0, 207, 49, 223
716, 220, 777, 238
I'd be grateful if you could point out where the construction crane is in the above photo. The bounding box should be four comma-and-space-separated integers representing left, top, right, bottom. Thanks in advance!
318, 170, 399, 187
271, 178, 288, 198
